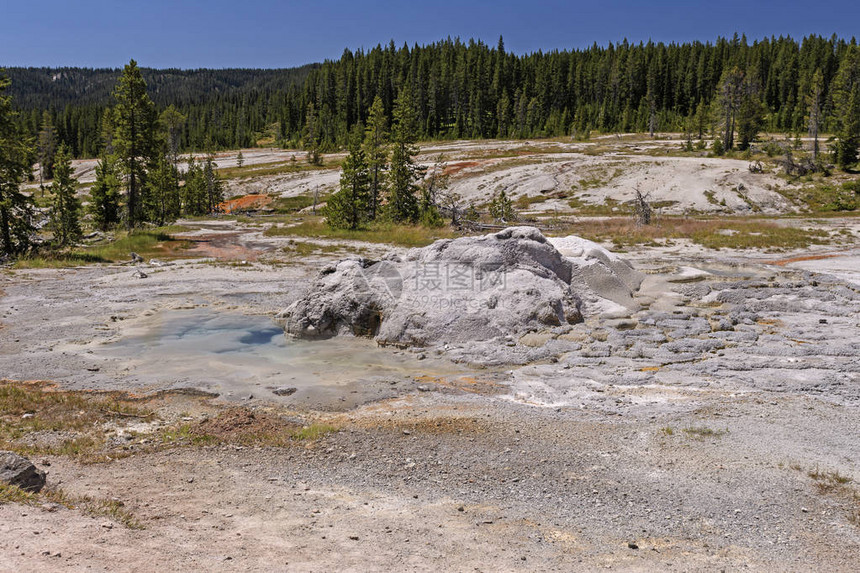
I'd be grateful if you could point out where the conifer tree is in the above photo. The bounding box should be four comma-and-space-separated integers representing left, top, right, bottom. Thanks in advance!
363, 96, 388, 220
488, 189, 515, 222
182, 157, 207, 216
387, 86, 423, 223
100, 108, 116, 155
158, 105, 186, 166
88, 153, 122, 231
37, 110, 57, 185
48, 144, 82, 246
419, 154, 446, 227
737, 72, 764, 151
716, 67, 744, 150
807, 69, 825, 163
693, 100, 709, 140
833, 47, 860, 169
304, 102, 322, 165
0, 74, 35, 256
203, 155, 224, 213
326, 126, 369, 230
113, 59, 158, 228
146, 155, 180, 225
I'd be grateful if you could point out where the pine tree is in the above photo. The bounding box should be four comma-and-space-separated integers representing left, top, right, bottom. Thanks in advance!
146, 155, 180, 225
0, 74, 35, 256
113, 59, 158, 228
182, 157, 207, 216
363, 96, 388, 220
387, 86, 423, 223
326, 126, 369, 230
236, 151, 244, 167
158, 105, 186, 166
833, 47, 860, 169
693, 100, 709, 140
419, 154, 446, 227
203, 155, 224, 213
37, 110, 57, 186
806, 69, 825, 163
100, 108, 116, 155
711, 137, 725, 156
48, 144, 82, 246
88, 153, 122, 231
737, 71, 764, 151
716, 67, 744, 150
488, 189, 515, 222
304, 102, 322, 165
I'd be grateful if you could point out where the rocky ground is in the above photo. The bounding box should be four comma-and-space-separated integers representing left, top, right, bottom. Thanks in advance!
1, 213, 859, 571
40, 135, 836, 217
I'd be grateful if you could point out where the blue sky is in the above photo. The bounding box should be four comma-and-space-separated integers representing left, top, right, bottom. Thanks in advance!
1, 0, 857, 69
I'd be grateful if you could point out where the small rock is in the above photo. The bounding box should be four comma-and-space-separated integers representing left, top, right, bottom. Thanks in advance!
628, 541, 639, 550
272, 387, 297, 396
20, 413, 34, 420
348, 535, 359, 541
417, 385, 430, 392
132, 270, 148, 279
100, 522, 113, 529
801, 507, 809, 513
0, 451, 46, 492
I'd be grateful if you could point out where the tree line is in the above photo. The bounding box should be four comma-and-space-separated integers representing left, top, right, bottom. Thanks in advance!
1, 61, 225, 256
7, 34, 860, 165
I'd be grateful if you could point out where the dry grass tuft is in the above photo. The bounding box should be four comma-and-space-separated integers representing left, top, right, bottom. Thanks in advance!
0, 483, 143, 529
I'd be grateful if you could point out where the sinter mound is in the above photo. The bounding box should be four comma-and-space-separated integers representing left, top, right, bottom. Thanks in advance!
277, 227, 642, 361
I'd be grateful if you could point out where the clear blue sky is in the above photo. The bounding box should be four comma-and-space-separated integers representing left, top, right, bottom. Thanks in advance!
1, 0, 857, 69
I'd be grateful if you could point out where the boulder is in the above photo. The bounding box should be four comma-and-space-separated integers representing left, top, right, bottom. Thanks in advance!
277, 228, 643, 359
0, 451, 46, 492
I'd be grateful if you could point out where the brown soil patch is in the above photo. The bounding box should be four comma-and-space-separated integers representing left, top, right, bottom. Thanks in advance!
443, 161, 481, 177
183, 232, 266, 261
218, 194, 272, 214
191, 408, 300, 443
415, 375, 503, 395
764, 253, 841, 266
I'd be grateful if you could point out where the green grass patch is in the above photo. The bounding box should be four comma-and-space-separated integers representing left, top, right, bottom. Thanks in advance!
217, 158, 342, 180
550, 216, 835, 251
270, 194, 324, 213
689, 222, 829, 250
15, 227, 192, 268
567, 196, 623, 215
782, 180, 860, 212
264, 217, 455, 248
282, 239, 345, 257
515, 194, 551, 209
292, 423, 338, 441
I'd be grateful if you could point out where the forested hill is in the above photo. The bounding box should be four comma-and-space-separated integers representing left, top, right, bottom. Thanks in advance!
5, 34, 860, 158
6, 65, 317, 156
6, 66, 317, 108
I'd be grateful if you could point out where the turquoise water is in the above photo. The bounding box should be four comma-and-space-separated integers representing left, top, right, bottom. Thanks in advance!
98, 308, 461, 395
